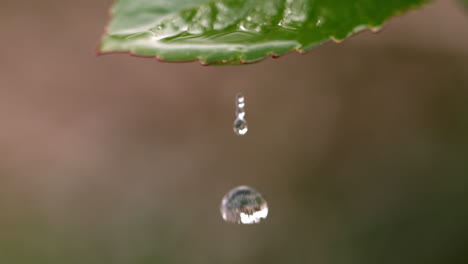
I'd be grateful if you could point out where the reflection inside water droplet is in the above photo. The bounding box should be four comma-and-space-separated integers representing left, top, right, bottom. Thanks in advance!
233, 93, 248, 136
220, 186, 268, 224
233, 118, 248, 136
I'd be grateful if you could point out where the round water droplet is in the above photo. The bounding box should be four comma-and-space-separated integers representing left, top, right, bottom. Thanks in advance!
220, 186, 268, 224
233, 118, 248, 136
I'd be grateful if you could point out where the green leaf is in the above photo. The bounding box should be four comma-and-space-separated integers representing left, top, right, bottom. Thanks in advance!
98, 0, 430, 65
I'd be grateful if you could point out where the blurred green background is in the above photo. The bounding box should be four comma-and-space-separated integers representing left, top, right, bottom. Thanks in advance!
0, 0, 467, 263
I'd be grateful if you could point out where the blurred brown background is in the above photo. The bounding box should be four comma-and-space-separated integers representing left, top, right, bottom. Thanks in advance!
0, 0, 467, 263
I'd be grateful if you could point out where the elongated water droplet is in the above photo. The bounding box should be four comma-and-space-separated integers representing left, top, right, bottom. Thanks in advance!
233, 93, 248, 136
220, 186, 268, 224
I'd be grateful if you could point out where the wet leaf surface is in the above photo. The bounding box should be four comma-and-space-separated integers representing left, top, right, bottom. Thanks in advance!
98, 0, 429, 65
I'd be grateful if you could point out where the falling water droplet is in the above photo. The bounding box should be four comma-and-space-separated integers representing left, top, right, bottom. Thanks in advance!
220, 186, 268, 224
233, 93, 248, 136
233, 118, 248, 136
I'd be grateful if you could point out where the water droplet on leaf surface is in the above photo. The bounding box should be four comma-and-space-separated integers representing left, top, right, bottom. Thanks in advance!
220, 186, 268, 224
